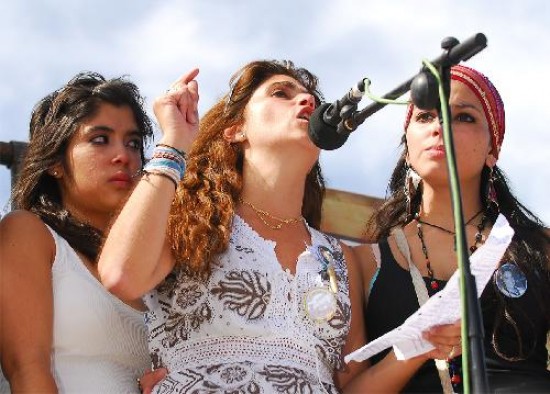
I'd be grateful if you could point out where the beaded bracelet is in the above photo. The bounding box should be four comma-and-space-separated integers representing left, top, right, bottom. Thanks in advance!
142, 169, 179, 188
156, 143, 186, 158
142, 144, 187, 188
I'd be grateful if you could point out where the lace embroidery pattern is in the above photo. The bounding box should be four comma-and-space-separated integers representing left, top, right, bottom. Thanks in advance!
211, 270, 271, 319
144, 215, 351, 393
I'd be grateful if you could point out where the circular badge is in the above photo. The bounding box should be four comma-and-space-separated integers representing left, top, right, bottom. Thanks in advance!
494, 262, 527, 298
304, 287, 337, 321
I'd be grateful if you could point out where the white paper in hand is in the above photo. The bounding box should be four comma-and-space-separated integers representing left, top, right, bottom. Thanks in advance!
345, 214, 514, 363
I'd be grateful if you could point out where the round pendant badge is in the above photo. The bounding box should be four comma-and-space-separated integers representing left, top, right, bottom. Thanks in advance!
494, 262, 527, 298
305, 287, 338, 321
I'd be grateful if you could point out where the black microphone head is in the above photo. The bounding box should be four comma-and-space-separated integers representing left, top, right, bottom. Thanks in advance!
410, 71, 440, 110
308, 103, 350, 150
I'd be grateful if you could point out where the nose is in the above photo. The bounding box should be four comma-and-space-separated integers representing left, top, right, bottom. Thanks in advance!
429, 118, 442, 136
298, 92, 316, 110
111, 143, 131, 165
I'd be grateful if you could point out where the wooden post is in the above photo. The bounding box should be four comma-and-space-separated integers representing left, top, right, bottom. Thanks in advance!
0, 140, 28, 191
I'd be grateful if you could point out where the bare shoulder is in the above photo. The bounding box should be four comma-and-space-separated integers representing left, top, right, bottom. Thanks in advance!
0, 210, 55, 265
339, 242, 359, 271
352, 242, 378, 274
352, 243, 377, 266
1, 210, 52, 240
350, 242, 381, 300
339, 242, 365, 288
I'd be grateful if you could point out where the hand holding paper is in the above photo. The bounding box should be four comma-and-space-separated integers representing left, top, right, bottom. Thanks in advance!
345, 214, 514, 363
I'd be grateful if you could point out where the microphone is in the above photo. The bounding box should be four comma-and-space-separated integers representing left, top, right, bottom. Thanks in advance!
309, 33, 487, 150
308, 80, 365, 150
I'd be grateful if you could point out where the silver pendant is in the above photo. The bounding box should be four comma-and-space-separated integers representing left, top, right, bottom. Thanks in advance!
304, 287, 338, 321
494, 262, 527, 298
315, 245, 334, 266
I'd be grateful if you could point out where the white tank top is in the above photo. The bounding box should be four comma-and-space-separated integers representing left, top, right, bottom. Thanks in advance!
0, 225, 150, 393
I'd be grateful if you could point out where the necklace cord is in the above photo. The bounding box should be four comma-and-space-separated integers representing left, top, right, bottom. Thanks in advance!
239, 198, 303, 230
416, 209, 483, 235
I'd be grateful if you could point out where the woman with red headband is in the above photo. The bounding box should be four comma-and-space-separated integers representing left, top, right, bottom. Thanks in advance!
352, 65, 550, 392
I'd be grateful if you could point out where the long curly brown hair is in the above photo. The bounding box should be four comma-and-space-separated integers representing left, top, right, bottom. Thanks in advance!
167, 60, 326, 274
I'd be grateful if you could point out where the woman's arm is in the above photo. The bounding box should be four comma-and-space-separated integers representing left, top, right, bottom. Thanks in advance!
98, 69, 200, 301
343, 242, 462, 392
334, 243, 368, 388
343, 321, 461, 393
0, 211, 58, 392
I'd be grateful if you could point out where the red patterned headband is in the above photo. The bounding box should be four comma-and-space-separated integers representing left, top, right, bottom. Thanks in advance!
404, 65, 505, 159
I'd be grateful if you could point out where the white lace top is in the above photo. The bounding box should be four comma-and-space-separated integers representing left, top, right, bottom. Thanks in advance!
0, 225, 150, 393
144, 215, 351, 393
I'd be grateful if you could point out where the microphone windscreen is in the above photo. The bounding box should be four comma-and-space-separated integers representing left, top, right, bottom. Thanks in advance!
308, 103, 350, 150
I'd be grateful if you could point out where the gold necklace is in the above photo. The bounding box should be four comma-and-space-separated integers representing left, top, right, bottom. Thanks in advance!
239, 198, 303, 230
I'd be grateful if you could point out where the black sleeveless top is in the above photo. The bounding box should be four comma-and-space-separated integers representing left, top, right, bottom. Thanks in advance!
365, 240, 550, 393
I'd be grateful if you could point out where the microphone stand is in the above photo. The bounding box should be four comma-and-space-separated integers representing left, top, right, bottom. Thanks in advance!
343, 33, 488, 132
430, 41, 489, 393
341, 34, 490, 393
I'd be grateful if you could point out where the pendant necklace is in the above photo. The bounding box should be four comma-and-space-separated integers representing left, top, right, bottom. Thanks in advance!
415, 211, 488, 291
415, 212, 488, 391
304, 245, 339, 322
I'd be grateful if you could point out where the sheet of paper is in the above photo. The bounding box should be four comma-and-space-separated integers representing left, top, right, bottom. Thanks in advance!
345, 214, 514, 363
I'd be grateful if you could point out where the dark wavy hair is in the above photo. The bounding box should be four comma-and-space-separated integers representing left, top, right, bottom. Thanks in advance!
12, 72, 153, 261
167, 60, 325, 274
368, 133, 550, 361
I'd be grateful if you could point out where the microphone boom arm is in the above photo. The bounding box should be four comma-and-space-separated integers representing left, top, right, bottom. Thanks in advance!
343, 33, 487, 132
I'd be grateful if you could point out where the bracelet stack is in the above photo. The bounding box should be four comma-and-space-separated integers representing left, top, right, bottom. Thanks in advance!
143, 143, 186, 188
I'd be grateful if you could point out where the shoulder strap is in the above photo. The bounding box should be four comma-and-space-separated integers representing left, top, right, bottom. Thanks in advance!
370, 243, 381, 269
391, 227, 455, 394
392, 228, 429, 305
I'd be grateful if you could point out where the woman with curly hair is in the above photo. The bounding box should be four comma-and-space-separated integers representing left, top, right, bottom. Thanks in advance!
99, 59, 461, 393
98, 60, 370, 393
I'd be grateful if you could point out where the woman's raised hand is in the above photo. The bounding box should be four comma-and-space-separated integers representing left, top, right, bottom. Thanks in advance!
153, 68, 200, 153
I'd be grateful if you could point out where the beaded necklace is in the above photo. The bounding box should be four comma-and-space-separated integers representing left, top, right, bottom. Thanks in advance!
415, 211, 487, 291
239, 198, 303, 230
415, 211, 489, 391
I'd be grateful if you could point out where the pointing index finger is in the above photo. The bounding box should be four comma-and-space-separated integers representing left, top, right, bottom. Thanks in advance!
173, 68, 199, 87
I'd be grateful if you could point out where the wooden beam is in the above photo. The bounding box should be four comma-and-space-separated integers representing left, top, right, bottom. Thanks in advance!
321, 188, 383, 242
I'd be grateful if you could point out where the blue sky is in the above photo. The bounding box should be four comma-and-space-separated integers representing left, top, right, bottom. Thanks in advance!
1, 1, 548, 223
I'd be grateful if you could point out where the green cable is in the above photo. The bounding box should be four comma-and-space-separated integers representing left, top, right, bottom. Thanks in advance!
362, 78, 409, 105
364, 63, 474, 391
422, 59, 471, 394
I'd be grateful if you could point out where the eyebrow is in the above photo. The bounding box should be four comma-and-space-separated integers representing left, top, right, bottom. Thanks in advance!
451, 101, 483, 113
268, 80, 308, 94
83, 125, 141, 136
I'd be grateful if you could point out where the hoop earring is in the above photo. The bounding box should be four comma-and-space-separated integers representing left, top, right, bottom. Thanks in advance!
486, 166, 499, 213
405, 164, 421, 221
